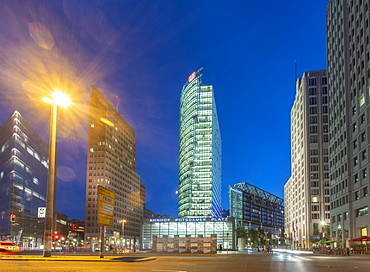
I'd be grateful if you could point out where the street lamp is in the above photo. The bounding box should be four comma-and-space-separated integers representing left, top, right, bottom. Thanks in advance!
121, 219, 127, 248
42, 91, 70, 257
320, 221, 327, 249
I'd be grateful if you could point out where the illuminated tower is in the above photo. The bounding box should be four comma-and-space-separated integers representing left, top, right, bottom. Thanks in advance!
178, 68, 222, 218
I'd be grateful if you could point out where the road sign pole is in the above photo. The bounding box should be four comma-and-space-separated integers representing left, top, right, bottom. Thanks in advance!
99, 225, 104, 258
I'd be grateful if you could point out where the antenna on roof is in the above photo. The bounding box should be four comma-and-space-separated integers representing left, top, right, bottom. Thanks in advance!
115, 95, 119, 112
294, 60, 298, 82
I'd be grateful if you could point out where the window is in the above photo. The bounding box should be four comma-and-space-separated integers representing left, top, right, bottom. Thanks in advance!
355, 191, 360, 200
345, 211, 349, 220
355, 174, 359, 183
357, 206, 368, 217
311, 173, 319, 179
354, 140, 358, 149
322, 77, 327, 85
312, 205, 319, 211
309, 88, 317, 95
363, 150, 367, 160
322, 96, 328, 104
353, 123, 357, 132
311, 189, 319, 195
310, 136, 318, 143
309, 78, 317, 86
311, 157, 319, 163
311, 165, 319, 171
354, 157, 358, 166
309, 97, 317, 105
312, 213, 320, 219
353, 106, 357, 115
311, 181, 319, 187
363, 169, 368, 178
338, 214, 342, 222
309, 116, 318, 124
361, 114, 365, 124
322, 86, 328, 94
363, 187, 368, 197
323, 105, 328, 113
311, 149, 318, 155
310, 126, 318, 133
360, 94, 365, 106
309, 107, 317, 114
33, 177, 39, 185
362, 132, 366, 142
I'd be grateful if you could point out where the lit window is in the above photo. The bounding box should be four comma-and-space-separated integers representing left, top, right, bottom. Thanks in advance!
363, 169, 368, 178
360, 94, 365, 106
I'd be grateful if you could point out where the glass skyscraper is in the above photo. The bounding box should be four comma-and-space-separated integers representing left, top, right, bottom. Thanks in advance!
0, 110, 49, 248
178, 68, 222, 218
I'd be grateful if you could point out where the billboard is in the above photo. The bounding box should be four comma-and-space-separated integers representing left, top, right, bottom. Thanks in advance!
98, 185, 115, 226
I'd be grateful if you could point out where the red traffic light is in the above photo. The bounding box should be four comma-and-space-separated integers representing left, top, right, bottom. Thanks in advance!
54, 234, 60, 240
10, 214, 16, 222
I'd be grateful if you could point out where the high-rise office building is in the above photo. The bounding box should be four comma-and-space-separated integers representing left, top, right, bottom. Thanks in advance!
178, 68, 222, 218
84, 86, 145, 249
327, 0, 370, 245
284, 70, 330, 249
0, 110, 49, 248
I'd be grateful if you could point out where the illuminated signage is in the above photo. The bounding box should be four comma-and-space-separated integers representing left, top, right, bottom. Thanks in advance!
188, 71, 196, 82
148, 217, 230, 223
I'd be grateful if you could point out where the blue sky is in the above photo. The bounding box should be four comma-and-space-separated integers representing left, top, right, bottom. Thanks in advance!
0, 0, 327, 220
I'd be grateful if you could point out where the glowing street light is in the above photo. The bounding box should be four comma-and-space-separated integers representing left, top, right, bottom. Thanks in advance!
42, 91, 70, 258
121, 219, 127, 237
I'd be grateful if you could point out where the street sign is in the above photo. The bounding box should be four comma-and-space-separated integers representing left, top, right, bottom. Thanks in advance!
97, 185, 115, 227
38, 207, 46, 218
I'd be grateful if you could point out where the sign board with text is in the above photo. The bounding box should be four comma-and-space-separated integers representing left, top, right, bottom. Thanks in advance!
38, 207, 46, 218
98, 185, 115, 227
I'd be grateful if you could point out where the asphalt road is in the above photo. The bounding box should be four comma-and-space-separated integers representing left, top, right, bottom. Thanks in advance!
1, 252, 370, 272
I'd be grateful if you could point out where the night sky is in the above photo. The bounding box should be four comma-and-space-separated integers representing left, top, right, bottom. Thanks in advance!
0, 0, 327, 220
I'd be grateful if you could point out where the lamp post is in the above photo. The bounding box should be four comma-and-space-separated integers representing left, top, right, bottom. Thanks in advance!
320, 221, 326, 249
121, 219, 126, 248
42, 91, 70, 257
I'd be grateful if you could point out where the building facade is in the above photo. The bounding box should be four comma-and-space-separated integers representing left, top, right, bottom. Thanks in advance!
142, 217, 235, 251
284, 70, 330, 249
0, 110, 49, 248
84, 86, 145, 250
178, 68, 222, 218
327, 0, 370, 245
229, 182, 284, 237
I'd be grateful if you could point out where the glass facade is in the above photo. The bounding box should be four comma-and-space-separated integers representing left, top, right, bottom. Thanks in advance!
229, 182, 284, 234
142, 217, 235, 250
0, 110, 48, 248
178, 68, 222, 218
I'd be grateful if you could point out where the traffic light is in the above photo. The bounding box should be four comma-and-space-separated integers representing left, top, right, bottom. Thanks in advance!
10, 214, 16, 222
54, 234, 60, 241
